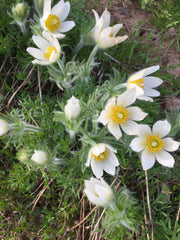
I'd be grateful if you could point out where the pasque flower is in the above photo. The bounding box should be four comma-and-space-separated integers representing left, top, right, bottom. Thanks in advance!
127, 65, 163, 102
91, 9, 128, 49
40, 0, 75, 39
84, 177, 114, 206
27, 31, 61, 65
64, 96, 81, 121
97, 88, 148, 140
31, 150, 49, 165
85, 143, 119, 178
130, 120, 179, 170
0, 119, 9, 136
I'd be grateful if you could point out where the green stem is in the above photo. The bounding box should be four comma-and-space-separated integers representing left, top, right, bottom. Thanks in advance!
57, 59, 66, 76
86, 44, 99, 67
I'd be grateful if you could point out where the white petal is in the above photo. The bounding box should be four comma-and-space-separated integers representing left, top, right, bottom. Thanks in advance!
102, 158, 116, 175
103, 143, 117, 153
163, 138, 179, 152
91, 159, 104, 178
53, 32, 66, 39
91, 144, 105, 156
43, 0, 51, 19
92, 9, 99, 22
143, 65, 160, 77
127, 83, 144, 96
105, 97, 116, 111
101, 9, 110, 28
58, 21, 75, 32
32, 35, 49, 50
27, 47, 45, 60
141, 149, 155, 170
107, 121, 122, 139
144, 76, 163, 88
32, 59, 50, 65
52, 1, 68, 21
114, 35, 128, 44
84, 189, 104, 206
127, 69, 146, 82
97, 110, 109, 125
106, 150, 119, 166
130, 137, 145, 152
156, 150, 175, 168
137, 124, 151, 136
152, 120, 171, 138
127, 107, 148, 121
137, 95, 153, 102
143, 87, 160, 97
111, 24, 122, 35
121, 120, 138, 135
94, 17, 103, 41
117, 88, 136, 107
85, 150, 92, 167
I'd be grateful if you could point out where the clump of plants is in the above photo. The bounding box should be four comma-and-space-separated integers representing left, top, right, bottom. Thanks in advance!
0, 0, 180, 239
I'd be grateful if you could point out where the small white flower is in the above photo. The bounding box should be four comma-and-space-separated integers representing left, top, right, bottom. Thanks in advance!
97, 88, 148, 140
84, 177, 113, 207
91, 9, 128, 49
27, 31, 61, 65
31, 150, 49, 165
85, 143, 119, 178
127, 65, 163, 102
0, 119, 9, 136
64, 96, 81, 121
40, 0, 75, 39
130, 120, 179, 170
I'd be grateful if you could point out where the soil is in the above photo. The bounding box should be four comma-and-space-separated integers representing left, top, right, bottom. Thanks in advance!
87, 0, 180, 109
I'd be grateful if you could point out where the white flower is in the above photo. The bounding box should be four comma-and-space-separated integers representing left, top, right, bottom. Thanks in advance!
31, 150, 49, 165
97, 88, 148, 140
91, 9, 128, 49
27, 31, 61, 65
84, 177, 113, 206
85, 143, 119, 178
0, 119, 9, 136
40, 0, 75, 39
127, 65, 163, 102
64, 96, 81, 120
130, 120, 179, 170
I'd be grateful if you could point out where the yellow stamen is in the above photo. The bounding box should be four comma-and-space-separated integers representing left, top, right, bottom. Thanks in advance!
92, 149, 108, 162
45, 14, 60, 32
44, 46, 57, 60
129, 78, 144, 89
110, 106, 129, 124
146, 135, 164, 152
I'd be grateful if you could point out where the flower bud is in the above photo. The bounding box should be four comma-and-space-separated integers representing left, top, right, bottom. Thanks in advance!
64, 96, 81, 121
12, 2, 30, 23
31, 150, 49, 165
84, 177, 114, 207
17, 148, 30, 163
0, 119, 9, 136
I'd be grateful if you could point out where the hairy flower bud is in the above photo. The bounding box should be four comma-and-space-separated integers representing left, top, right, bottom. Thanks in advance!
12, 2, 30, 24
31, 150, 49, 165
64, 96, 81, 121
0, 119, 9, 136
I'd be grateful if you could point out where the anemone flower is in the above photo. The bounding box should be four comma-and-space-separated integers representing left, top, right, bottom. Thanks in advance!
127, 65, 163, 102
27, 31, 61, 65
91, 9, 128, 49
85, 143, 119, 178
97, 88, 148, 140
40, 0, 75, 38
130, 120, 179, 170
84, 177, 113, 206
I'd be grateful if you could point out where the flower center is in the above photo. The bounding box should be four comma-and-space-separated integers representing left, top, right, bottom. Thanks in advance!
92, 149, 108, 162
44, 46, 57, 60
129, 78, 144, 89
45, 14, 60, 32
146, 135, 164, 152
110, 106, 129, 124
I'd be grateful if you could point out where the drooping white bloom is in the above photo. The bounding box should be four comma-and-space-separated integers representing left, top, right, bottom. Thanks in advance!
27, 31, 61, 65
64, 96, 81, 121
130, 120, 179, 170
84, 177, 114, 206
127, 65, 163, 102
40, 0, 75, 39
31, 150, 49, 165
91, 9, 128, 49
85, 143, 119, 178
97, 88, 148, 140
0, 119, 9, 136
